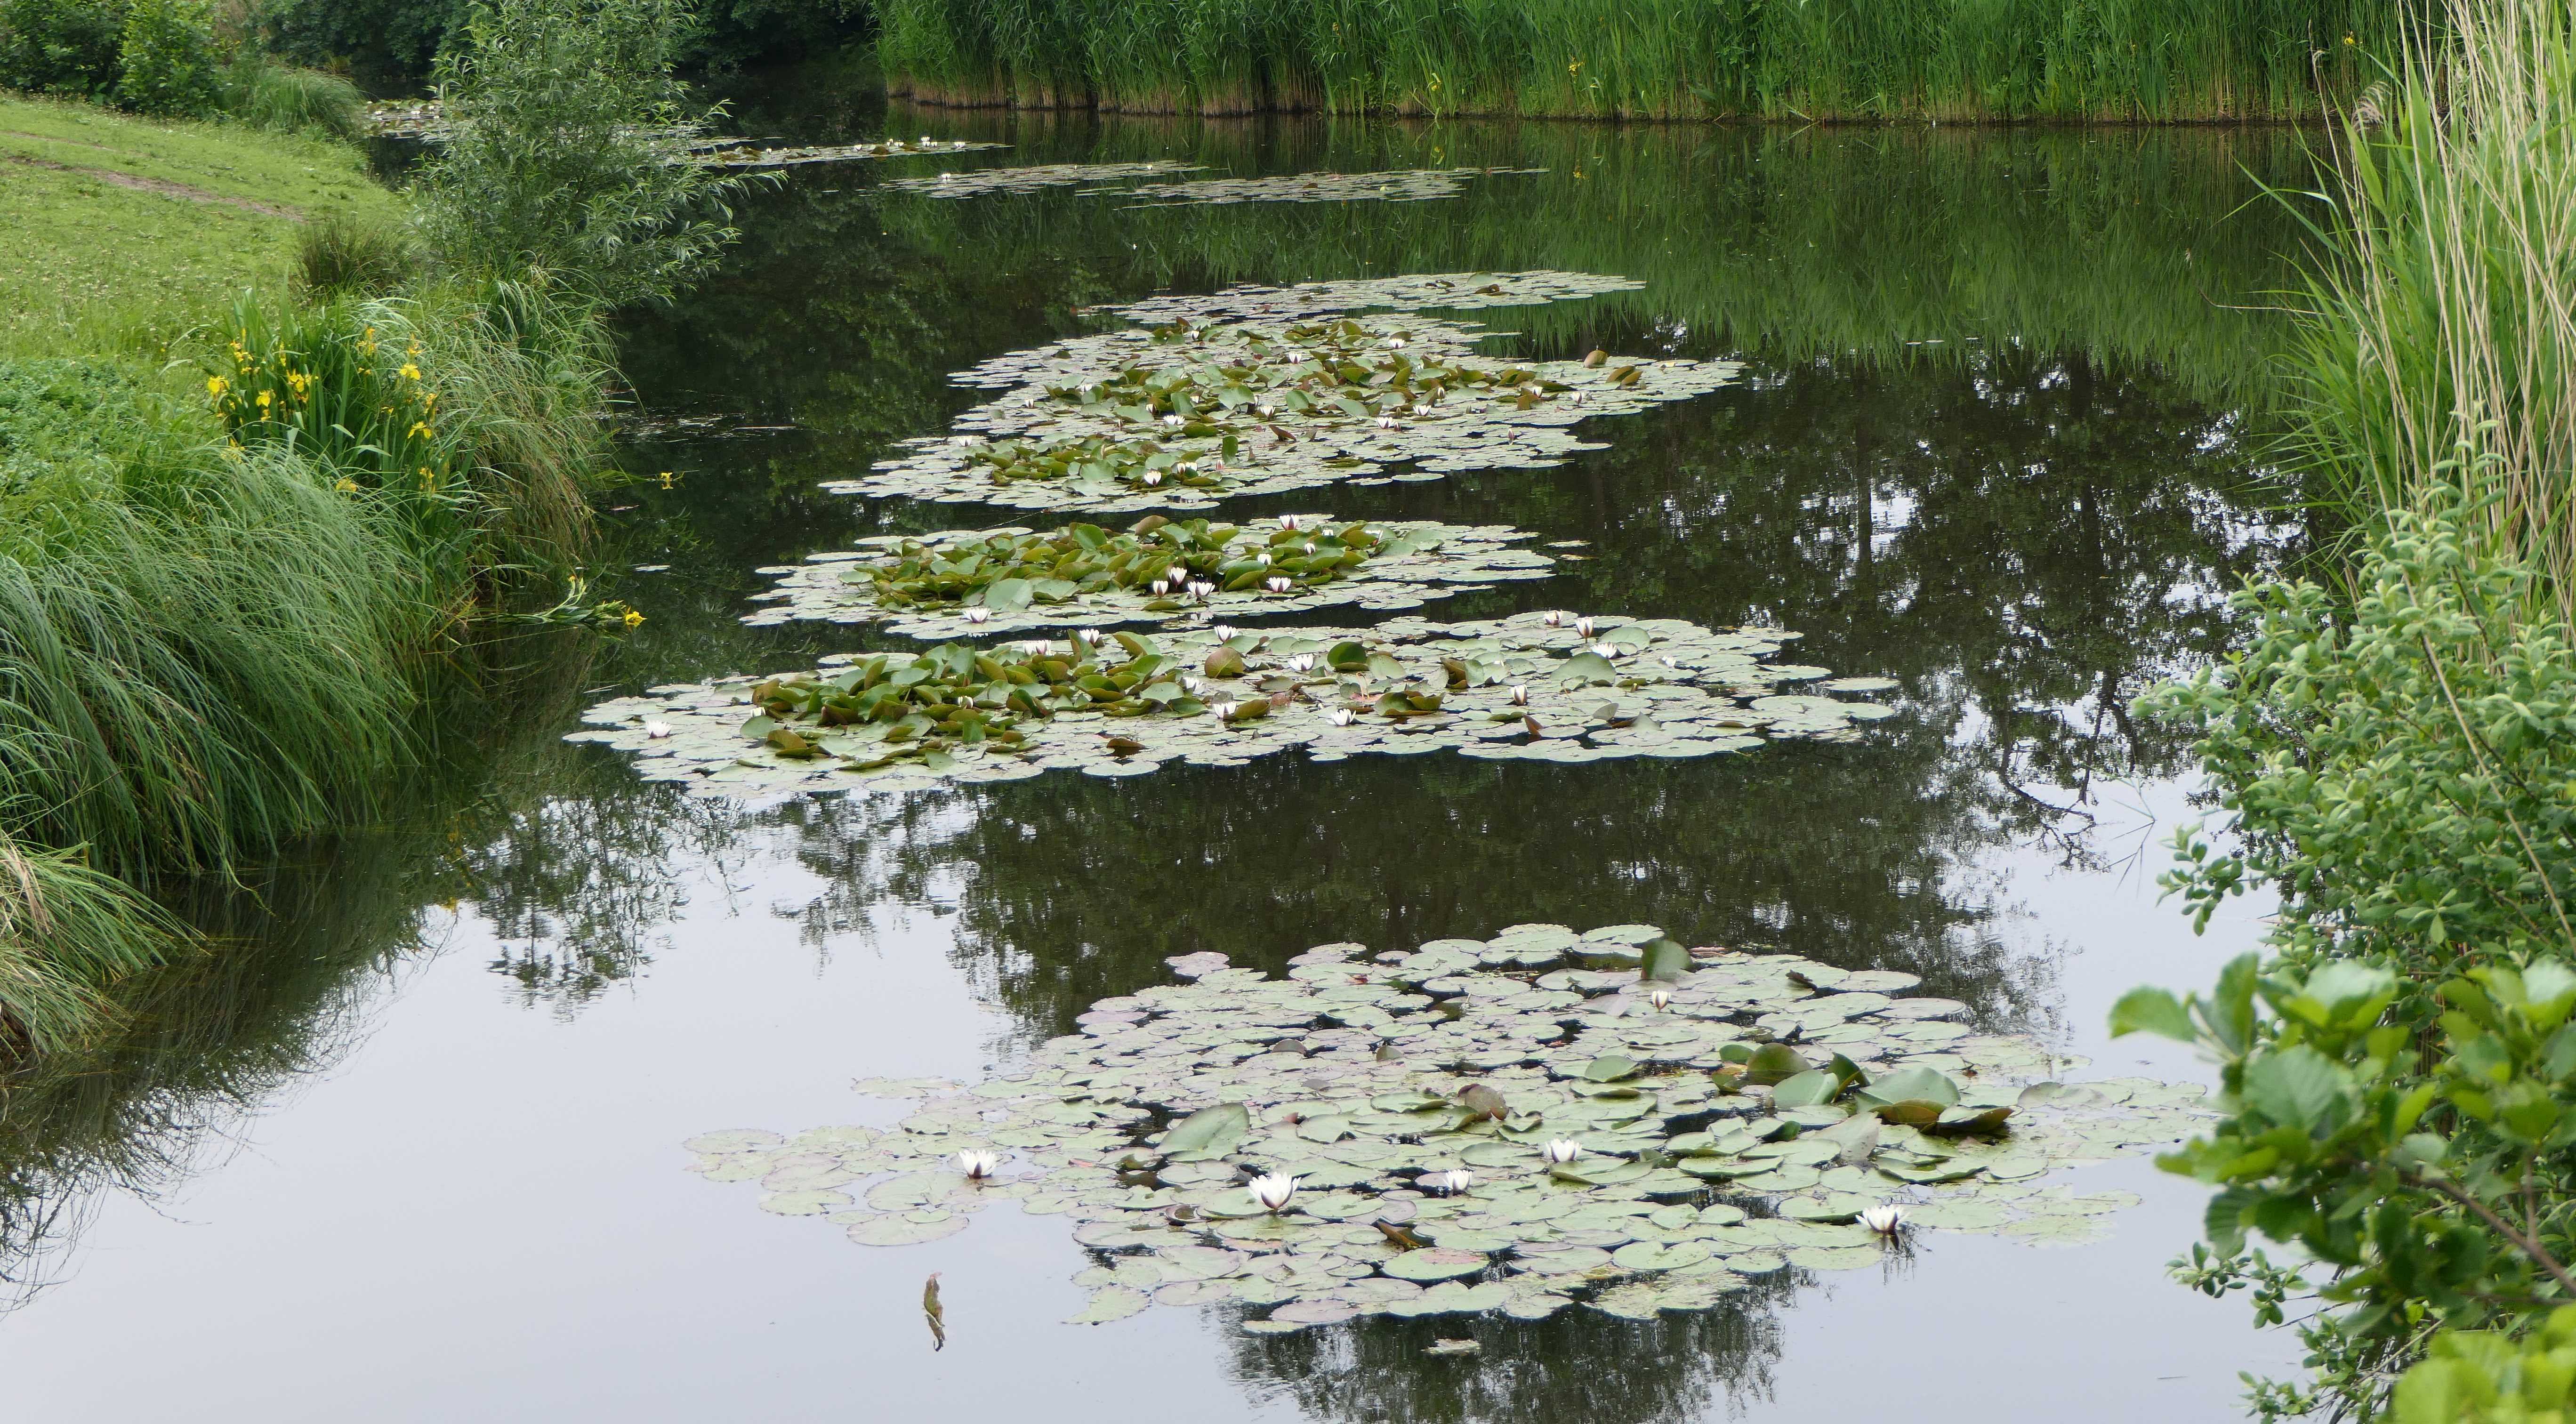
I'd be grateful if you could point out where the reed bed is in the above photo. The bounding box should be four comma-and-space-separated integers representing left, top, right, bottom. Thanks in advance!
2286, 0, 2576, 623
878, 0, 2408, 120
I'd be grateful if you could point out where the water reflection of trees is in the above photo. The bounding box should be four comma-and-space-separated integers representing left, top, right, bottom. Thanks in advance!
1227, 1283, 1795, 1424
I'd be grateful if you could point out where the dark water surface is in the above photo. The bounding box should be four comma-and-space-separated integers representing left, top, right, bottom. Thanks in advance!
2, 77, 2330, 1421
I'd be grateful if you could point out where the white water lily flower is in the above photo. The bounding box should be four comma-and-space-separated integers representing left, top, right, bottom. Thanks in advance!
1861, 1204, 1907, 1236
1508, 684, 1529, 706
1141, 470, 1163, 487
1265, 576, 1293, 594
1286, 653, 1316, 673
1151, 579, 1171, 596
1542, 611, 1564, 628
952, 139, 970, 149
948, 433, 985, 446
1256, 402, 1278, 417
961, 606, 992, 624
1388, 338, 1407, 350
936, 172, 953, 183
1410, 402, 1433, 416
1248, 1173, 1300, 1214
1188, 579, 1215, 598
1646, 987, 1673, 1012
1576, 616, 1597, 638
1182, 676, 1207, 695
1591, 642, 1618, 658
1016, 639, 1052, 656
1167, 565, 1189, 585
1659, 655, 1681, 669
1212, 700, 1240, 719
1256, 550, 1273, 565
1375, 414, 1399, 430
919, 134, 933, 144
1077, 628, 1103, 645
954, 1149, 1000, 1179
1544, 1138, 1584, 1165
1161, 414, 1184, 427
1327, 708, 1354, 727
1302, 541, 1318, 555
1278, 515, 1303, 532
1211, 624, 1239, 640
1430, 1168, 1473, 1196
643, 719, 673, 739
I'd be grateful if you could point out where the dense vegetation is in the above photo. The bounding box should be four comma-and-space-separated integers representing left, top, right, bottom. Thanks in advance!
2116, 0, 2576, 1416
877, 0, 2406, 120
0, 0, 740, 1055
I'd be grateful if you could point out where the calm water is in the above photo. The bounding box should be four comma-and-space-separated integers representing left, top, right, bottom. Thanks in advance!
1, 72, 2330, 1421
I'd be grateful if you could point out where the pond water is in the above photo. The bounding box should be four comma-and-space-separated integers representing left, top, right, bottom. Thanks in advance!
1, 72, 2333, 1421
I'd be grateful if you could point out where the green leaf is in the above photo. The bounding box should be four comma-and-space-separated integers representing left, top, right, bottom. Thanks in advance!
1581, 1054, 1639, 1083
2108, 987, 2197, 1043
1163, 1102, 1250, 1159
1639, 938, 1690, 982
1743, 1043, 1808, 1086
1769, 1069, 1842, 1108
982, 577, 1034, 611
2241, 1045, 2353, 1134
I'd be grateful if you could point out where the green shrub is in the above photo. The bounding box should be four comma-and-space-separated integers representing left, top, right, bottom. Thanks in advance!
115, 0, 223, 117
0, 0, 131, 96
414, 0, 748, 310
220, 54, 365, 141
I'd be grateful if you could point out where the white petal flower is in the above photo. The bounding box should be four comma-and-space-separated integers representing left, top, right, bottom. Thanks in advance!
1189, 580, 1215, 598
1211, 624, 1239, 640
1212, 700, 1240, 719
1248, 1173, 1299, 1213
961, 606, 992, 624
1591, 642, 1618, 658
1430, 1168, 1473, 1196
1182, 676, 1206, 694
954, 1149, 1000, 1179
1167, 565, 1189, 585
1266, 576, 1292, 594
1077, 628, 1103, 644
1861, 1204, 1907, 1236
1256, 402, 1278, 417
1016, 639, 1052, 656
1326, 708, 1354, 727
1646, 987, 1673, 1012
1542, 611, 1564, 628
1142, 469, 1163, 487
1278, 515, 1303, 532
1151, 579, 1171, 595
949, 433, 986, 446
1256, 550, 1273, 565
1569, 390, 1587, 406
1544, 1138, 1584, 1165
1507, 684, 1529, 706
1161, 414, 1184, 427
643, 719, 672, 739
1576, 616, 1596, 638
1286, 653, 1316, 673
1375, 414, 1399, 430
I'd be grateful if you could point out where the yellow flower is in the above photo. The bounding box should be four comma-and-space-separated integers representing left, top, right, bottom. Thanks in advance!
408, 421, 435, 439
207, 375, 228, 397
256, 389, 273, 410
399, 362, 422, 381
622, 609, 645, 628
658, 471, 676, 489
1568, 57, 1582, 75
335, 477, 360, 493
2343, 31, 2357, 44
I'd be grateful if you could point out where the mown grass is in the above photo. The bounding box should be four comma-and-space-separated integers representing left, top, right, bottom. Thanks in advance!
0, 94, 397, 355
878, 0, 2409, 120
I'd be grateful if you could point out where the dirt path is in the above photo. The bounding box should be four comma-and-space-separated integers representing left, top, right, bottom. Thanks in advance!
2, 151, 304, 218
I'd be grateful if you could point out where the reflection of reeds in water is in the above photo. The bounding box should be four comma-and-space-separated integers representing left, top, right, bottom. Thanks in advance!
876, 0, 2403, 121
858, 119, 2316, 404
2289, 0, 2576, 623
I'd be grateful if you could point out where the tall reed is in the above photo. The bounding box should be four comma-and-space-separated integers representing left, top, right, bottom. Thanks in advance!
2286, 0, 2576, 624
880, 0, 2407, 119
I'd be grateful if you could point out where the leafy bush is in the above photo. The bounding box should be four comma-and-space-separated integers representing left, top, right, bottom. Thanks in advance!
412, 0, 748, 310
0, 0, 130, 96
2392, 1307, 2576, 1422
2116, 490, 2576, 1419
114, 0, 222, 117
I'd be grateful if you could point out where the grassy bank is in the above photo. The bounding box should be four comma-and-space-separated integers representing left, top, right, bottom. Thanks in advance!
877, 0, 2407, 120
0, 94, 395, 353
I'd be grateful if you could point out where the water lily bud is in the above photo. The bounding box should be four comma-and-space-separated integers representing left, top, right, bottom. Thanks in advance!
1248, 1173, 1299, 1214
1542, 611, 1564, 628
1544, 1138, 1583, 1165
1576, 616, 1596, 638
1151, 579, 1171, 596
1508, 684, 1529, 706
1142, 470, 1163, 486
1861, 1204, 1906, 1236
1212, 700, 1240, 719
954, 1149, 1000, 1179
1646, 987, 1673, 1012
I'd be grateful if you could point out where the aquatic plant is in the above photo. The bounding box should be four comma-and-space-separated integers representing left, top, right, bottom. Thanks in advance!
1109, 167, 1549, 208
747, 516, 1554, 635
681, 925, 2205, 1330
576, 611, 1894, 795
882, 160, 1208, 197
827, 275, 1735, 514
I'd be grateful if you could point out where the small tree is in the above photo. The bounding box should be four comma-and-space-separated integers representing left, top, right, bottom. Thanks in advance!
412, 0, 743, 311
115, 0, 222, 117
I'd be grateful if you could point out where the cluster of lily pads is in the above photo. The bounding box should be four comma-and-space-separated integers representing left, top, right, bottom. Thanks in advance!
572, 611, 1893, 796
1104, 167, 1548, 208
746, 515, 1554, 635
681, 926, 2208, 1331
825, 307, 1737, 513
1107, 271, 1650, 326
884, 161, 1208, 197
695, 137, 1006, 168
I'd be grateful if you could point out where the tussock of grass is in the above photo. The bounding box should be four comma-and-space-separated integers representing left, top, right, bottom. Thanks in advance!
0, 832, 188, 1057
878, 0, 2408, 120
220, 56, 367, 144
